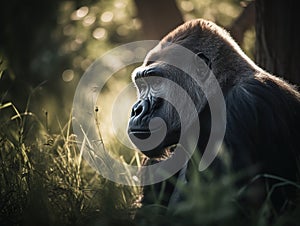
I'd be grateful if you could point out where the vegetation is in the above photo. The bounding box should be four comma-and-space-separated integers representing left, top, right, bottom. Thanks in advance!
0, 103, 140, 225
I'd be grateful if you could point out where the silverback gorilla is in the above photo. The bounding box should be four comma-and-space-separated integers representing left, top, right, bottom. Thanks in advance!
127, 19, 300, 214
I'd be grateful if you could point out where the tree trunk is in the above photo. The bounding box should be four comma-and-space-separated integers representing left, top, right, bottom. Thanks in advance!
255, 0, 299, 85
229, 1, 255, 46
134, 0, 184, 40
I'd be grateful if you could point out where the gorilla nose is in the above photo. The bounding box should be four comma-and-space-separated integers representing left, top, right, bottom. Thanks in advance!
131, 99, 149, 120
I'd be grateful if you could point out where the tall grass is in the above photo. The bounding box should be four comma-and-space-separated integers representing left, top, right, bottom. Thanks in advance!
0, 102, 140, 225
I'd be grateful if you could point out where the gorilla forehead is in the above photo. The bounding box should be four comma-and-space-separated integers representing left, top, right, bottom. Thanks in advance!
141, 19, 229, 70
145, 18, 237, 67
160, 18, 229, 47
141, 44, 202, 77
144, 44, 185, 66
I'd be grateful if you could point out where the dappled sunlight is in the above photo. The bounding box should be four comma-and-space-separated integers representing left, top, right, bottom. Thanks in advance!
62, 69, 74, 82
92, 27, 107, 40
101, 11, 114, 23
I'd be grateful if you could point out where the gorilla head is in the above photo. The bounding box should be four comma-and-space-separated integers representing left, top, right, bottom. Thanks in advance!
127, 19, 236, 158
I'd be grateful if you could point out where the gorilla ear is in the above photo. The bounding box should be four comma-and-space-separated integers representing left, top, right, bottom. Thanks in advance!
196, 52, 212, 69
194, 52, 212, 81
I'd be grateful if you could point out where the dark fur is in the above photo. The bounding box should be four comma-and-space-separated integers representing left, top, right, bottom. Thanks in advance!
224, 74, 300, 211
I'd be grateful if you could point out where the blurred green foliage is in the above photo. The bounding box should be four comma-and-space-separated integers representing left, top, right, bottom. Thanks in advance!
0, 0, 253, 127
0, 0, 141, 130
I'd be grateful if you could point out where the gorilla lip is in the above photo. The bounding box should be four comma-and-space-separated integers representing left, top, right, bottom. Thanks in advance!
128, 125, 164, 134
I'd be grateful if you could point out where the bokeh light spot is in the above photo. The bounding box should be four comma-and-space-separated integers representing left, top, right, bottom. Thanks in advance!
62, 69, 74, 82
76, 6, 89, 18
180, 1, 194, 12
93, 28, 107, 40
101, 11, 114, 23
83, 15, 96, 26
117, 25, 129, 36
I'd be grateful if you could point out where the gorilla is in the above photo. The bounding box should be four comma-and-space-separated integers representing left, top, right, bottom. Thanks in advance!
127, 19, 300, 214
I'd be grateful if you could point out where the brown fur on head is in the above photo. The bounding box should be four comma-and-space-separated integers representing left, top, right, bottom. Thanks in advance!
158, 18, 262, 86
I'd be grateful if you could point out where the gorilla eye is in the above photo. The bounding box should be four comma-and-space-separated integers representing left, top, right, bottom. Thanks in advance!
136, 79, 147, 92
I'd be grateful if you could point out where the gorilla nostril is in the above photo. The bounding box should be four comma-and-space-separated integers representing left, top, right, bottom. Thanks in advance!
131, 99, 149, 119
135, 105, 143, 116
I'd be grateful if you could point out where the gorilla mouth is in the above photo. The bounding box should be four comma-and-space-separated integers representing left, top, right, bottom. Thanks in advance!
128, 126, 178, 158
128, 130, 150, 139
128, 127, 163, 139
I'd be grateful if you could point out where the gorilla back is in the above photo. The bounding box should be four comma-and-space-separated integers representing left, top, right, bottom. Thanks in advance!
127, 18, 300, 213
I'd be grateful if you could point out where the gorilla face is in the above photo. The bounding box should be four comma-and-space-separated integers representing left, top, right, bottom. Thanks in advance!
127, 42, 212, 158
127, 65, 181, 158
